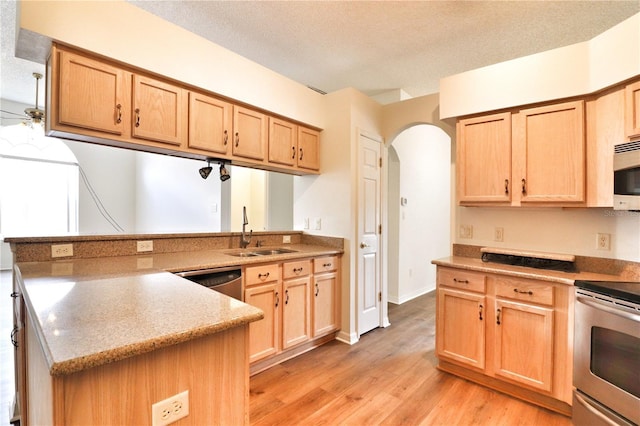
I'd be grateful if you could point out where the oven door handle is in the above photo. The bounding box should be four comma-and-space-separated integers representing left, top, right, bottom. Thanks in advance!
574, 392, 622, 426
577, 296, 640, 322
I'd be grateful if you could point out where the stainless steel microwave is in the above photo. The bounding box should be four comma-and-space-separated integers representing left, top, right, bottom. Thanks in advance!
613, 141, 640, 210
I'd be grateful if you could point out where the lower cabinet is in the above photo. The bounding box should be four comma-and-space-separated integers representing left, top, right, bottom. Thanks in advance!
435, 266, 572, 416
245, 255, 341, 374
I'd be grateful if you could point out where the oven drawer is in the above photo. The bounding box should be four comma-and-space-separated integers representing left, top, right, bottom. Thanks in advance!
245, 263, 280, 286
438, 268, 486, 293
495, 277, 554, 306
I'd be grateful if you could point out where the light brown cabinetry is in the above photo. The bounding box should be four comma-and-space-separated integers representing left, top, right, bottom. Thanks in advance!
435, 266, 572, 415
246, 255, 341, 375
513, 101, 585, 204
457, 112, 512, 203
625, 80, 640, 140
457, 100, 588, 206
47, 42, 321, 176
233, 105, 268, 161
187, 91, 232, 155
268, 118, 321, 172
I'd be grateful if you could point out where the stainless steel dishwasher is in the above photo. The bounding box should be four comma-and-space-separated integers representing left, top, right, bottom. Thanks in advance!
176, 266, 243, 301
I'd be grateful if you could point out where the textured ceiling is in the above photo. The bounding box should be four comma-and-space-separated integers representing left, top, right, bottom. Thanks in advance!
1, 0, 639, 115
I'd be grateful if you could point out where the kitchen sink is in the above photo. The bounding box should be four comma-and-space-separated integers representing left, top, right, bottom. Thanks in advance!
252, 248, 298, 255
224, 248, 298, 257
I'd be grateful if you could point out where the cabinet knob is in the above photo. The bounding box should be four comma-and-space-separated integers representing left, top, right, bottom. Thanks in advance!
299, 147, 304, 161
235, 132, 240, 147
479, 304, 483, 321
496, 308, 502, 325
315, 282, 319, 297
521, 178, 527, 194
115, 104, 122, 124
275, 291, 279, 308
285, 289, 289, 305
134, 108, 141, 127
292, 146, 296, 159
223, 130, 228, 145
504, 179, 509, 195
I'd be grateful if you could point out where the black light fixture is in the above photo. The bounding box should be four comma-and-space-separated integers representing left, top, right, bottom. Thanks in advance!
199, 160, 213, 179
219, 162, 230, 181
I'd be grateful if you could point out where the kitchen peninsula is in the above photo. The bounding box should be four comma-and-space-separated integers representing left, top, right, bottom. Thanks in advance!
8, 231, 343, 425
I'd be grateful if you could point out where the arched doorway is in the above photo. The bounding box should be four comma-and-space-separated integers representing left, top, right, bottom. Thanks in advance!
387, 124, 451, 304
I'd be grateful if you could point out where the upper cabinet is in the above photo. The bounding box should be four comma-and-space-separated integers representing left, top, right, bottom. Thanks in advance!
131, 75, 186, 146
54, 49, 129, 136
625, 80, 640, 140
457, 112, 512, 204
47, 43, 321, 175
513, 101, 585, 204
187, 92, 231, 155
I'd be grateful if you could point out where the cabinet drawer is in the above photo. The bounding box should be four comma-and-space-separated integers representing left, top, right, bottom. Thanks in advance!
494, 277, 554, 306
283, 259, 311, 279
245, 263, 280, 286
314, 256, 337, 273
438, 268, 486, 293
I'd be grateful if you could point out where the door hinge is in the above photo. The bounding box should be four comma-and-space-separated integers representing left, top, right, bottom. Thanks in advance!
378, 224, 382, 234
379, 157, 382, 168
378, 292, 382, 302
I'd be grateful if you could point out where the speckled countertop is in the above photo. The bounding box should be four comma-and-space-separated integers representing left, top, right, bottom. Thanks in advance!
432, 256, 633, 284
15, 243, 343, 376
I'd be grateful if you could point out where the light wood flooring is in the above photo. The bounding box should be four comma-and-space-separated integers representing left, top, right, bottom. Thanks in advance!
250, 292, 572, 425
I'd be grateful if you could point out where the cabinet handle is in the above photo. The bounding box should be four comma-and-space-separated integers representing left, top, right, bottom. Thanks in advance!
258, 272, 270, 280
293, 267, 303, 274
275, 291, 279, 308
292, 146, 296, 159
496, 308, 501, 325
315, 283, 319, 297
513, 288, 533, 295
299, 147, 304, 161
504, 179, 509, 195
223, 130, 228, 145
453, 278, 469, 284
11, 327, 18, 348
235, 132, 240, 147
115, 104, 122, 124
134, 108, 140, 127
285, 289, 289, 305
479, 304, 483, 321
323, 263, 332, 268
521, 178, 526, 194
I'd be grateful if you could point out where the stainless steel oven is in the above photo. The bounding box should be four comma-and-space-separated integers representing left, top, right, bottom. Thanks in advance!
573, 281, 640, 426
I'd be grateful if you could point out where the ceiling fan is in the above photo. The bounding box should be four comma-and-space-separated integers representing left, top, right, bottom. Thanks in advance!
1, 72, 45, 126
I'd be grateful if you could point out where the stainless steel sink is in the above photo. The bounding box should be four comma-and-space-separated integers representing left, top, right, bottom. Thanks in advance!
224, 248, 297, 257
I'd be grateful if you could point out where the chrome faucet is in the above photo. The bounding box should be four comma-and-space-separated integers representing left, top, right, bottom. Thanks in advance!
240, 206, 252, 248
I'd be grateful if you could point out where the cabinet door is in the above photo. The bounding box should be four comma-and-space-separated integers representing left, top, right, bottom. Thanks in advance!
625, 80, 640, 140
132, 74, 185, 146
245, 282, 280, 363
282, 277, 311, 349
233, 106, 267, 161
457, 112, 512, 203
57, 49, 128, 135
494, 299, 554, 392
514, 101, 585, 203
312, 272, 338, 337
436, 287, 486, 370
297, 127, 320, 171
188, 92, 232, 154
268, 117, 297, 166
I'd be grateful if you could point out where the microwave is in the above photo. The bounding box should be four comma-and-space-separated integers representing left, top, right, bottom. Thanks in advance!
613, 141, 640, 210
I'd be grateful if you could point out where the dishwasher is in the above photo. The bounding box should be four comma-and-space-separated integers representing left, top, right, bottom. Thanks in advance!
176, 266, 243, 301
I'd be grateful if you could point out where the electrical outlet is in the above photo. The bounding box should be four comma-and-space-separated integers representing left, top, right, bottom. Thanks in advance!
151, 390, 189, 426
304, 218, 310, 229
282, 235, 291, 244
494, 227, 504, 242
51, 244, 73, 258
315, 218, 322, 230
137, 240, 153, 252
596, 233, 611, 250
459, 225, 473, 239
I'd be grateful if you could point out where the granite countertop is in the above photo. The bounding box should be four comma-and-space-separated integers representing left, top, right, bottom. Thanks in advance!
432, 256, 630, 285
15, 243, 342, 376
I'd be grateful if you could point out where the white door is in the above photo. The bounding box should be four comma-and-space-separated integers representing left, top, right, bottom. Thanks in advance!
357, 132, 382, 336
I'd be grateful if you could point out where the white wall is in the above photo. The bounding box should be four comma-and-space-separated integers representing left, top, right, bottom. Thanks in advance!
135, 152, 223, 234
440, 13, 640, 118
390, 125, 451, 303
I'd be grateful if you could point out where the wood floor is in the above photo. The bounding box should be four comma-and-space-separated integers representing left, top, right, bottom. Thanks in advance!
250, 292, 572, 426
